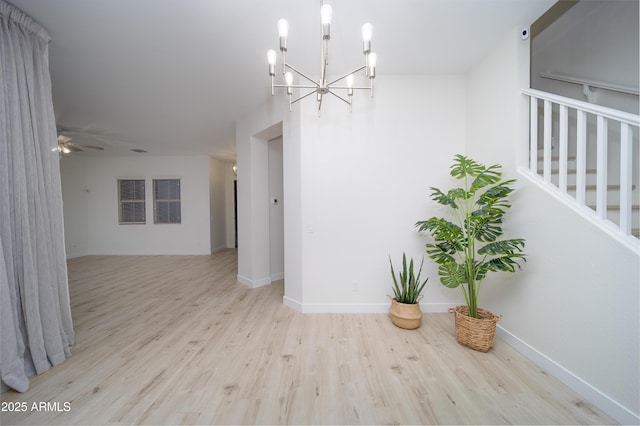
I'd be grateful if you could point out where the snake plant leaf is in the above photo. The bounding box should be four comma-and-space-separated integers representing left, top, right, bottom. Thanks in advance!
389, 253, 429, 304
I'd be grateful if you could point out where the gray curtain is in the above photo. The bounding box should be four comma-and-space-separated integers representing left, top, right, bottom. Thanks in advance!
0, 0, 74, 392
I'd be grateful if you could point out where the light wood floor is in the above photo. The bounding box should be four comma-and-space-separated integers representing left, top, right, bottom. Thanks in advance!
1, 249, 614, 425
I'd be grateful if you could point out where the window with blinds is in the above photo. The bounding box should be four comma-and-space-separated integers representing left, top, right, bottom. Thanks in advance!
153, 179, 181, 224
118, 179, 146, 224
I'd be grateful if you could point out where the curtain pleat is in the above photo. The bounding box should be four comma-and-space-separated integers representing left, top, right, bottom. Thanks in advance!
0, 0, 74, 393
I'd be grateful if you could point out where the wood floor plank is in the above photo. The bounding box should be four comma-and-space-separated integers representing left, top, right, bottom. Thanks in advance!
1, 249, 615, 425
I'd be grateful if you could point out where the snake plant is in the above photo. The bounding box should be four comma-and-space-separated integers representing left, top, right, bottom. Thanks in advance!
415, 154, 526, 318
389, 253, 429, 304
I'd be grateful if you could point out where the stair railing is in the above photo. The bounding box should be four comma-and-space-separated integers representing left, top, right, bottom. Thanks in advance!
521, 88, 639, 242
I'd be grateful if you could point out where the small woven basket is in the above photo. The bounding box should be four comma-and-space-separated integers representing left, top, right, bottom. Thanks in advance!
389, 297, 423, 330
449, 306, 502, 352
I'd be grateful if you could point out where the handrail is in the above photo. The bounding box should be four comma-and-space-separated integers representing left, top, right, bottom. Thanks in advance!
540, 72, 639, 97
521, 88, 640, 126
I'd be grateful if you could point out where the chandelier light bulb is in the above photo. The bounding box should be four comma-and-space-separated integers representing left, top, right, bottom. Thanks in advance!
285, 71, 294, 96
346, 74, 354, 88
361, 23, 373, 41
267, 49, 277, 65
368, 52, 377, 79
285, 71, 294, 86
277, 18, 289, 37
368, 52, 377, 68
320, 4, 333, 24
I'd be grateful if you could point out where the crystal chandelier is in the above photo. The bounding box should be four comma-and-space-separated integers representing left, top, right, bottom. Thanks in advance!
267, 3, 377, 115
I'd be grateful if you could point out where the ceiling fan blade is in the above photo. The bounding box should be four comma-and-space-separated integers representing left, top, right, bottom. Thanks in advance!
75, 144, 104, 151
57, 134, 72, 143
64, 143, 83, 152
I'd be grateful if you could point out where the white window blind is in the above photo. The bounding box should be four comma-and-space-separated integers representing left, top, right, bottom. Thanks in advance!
118, 179, 146, 224
153, 179, 181, 224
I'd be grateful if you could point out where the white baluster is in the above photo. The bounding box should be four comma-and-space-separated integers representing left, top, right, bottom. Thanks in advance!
620, 123, 633, 235
576, 110, 587, 206
543, 100, 552, 183
559, 105, 568, 194
530, 97, 538, 173
596, 116, 608, 219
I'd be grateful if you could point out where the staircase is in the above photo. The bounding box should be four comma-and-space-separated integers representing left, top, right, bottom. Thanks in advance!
537, 152, 640, 238
522, 88, 640, 245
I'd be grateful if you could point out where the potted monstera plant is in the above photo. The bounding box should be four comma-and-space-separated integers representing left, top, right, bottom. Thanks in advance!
388, 253, 429, 330
415, 154, 526, 352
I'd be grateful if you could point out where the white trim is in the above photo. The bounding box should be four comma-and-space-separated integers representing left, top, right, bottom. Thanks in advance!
280, 300, 458, 314
497, 326, 640, 425
86, 249, 212, 256
237, 274, 271, 289
271, 272, 284, 281
539, 72, 640, 97
210, 245, 228, 254
283, 296, 302, 311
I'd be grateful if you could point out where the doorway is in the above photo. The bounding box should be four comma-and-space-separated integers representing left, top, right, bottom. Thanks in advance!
268, 136, 284, 281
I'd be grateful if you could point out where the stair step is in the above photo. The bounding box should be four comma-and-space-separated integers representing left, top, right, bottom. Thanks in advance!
589, 205, 640, 212
568, 184, 637, 191
538, 168, 598, 175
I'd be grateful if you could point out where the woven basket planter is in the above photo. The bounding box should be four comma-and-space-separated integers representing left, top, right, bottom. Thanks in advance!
389, 298, 422, 330
449, 306, 502, 352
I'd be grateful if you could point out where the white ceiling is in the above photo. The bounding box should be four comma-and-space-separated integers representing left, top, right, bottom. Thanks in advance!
8, 0, 554, 160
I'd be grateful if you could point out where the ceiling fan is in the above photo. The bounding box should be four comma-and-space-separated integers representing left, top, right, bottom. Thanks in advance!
55, 130, 104, 154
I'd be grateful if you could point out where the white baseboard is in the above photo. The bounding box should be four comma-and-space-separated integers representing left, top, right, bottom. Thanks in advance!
271, 272, 284, 281
66, 251, 89, 259
237, 274, 271, 289
280, 299, 458, 314
283, 296, 302, 311
83, 250, 212, 256
210, 245, 228, 254
497, 325, 639, 425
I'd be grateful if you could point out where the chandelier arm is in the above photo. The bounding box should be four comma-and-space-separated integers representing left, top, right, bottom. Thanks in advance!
290, 89, 318, 105
274, 84, 318, 90
285, 63, 317, 86
328, 86, 372, 90
321, 43, 329, 85
327, 90, 351, 106
326, 65, 366, 86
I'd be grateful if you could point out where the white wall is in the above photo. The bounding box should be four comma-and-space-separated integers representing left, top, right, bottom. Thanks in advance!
295, 75, 466, 311
466, 27, 640, 425
60, 155, 211, 256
